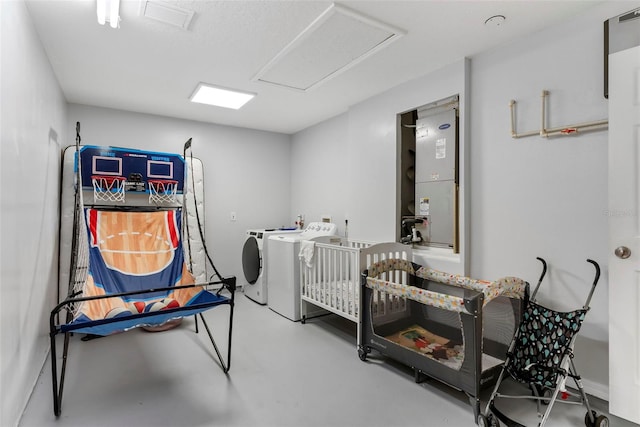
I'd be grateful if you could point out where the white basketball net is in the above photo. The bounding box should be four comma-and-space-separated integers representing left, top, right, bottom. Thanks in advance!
149, 180, 178, 204
68, 194, 90, 317
92, 176, 126, 203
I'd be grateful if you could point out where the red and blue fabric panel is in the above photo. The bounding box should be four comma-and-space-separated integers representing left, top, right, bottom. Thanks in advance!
63, 208, 227, 335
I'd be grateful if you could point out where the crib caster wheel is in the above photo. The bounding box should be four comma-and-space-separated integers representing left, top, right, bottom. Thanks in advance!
301, 316, 306, 324
358, 346, 369, 361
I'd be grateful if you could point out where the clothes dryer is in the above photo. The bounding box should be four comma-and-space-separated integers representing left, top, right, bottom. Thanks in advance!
242, 228, 300, 304
267, 222, 337, 320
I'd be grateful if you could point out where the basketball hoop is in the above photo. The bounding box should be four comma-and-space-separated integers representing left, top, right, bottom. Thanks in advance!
92, 175, 126, 203
148, 179, 178, 204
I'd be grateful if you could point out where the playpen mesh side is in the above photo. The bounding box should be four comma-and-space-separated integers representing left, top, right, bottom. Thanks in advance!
408, 289, 519, 371
482, 296, 521, 351
507, 300, 586, 388
366, 263, 526, 371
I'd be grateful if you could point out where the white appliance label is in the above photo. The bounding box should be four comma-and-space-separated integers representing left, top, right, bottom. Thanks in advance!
436, 138, 446, 159
420, 198, 430, 215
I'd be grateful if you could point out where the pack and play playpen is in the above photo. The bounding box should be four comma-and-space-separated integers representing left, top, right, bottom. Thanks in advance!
359, 258, 528, 423
49, 123, 236, 416
299, 240, 410, 346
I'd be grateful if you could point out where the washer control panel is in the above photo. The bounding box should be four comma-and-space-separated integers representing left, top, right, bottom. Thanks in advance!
299, 222, 337, 239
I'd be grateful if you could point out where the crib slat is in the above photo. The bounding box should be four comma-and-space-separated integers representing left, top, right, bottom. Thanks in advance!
300, 240, 412, 330
336, 247, 340, 310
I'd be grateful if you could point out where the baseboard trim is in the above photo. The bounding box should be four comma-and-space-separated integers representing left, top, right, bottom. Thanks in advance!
16, 345, 50, 427
582, 378, 609, 401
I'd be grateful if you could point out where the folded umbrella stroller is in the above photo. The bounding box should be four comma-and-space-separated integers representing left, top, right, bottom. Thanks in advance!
478, 257, 609, 427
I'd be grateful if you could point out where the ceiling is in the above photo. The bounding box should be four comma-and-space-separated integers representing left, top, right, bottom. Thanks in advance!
25, 0, 602, 135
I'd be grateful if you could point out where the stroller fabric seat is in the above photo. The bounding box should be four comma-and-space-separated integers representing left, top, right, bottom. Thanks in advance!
508, 300, 587, 388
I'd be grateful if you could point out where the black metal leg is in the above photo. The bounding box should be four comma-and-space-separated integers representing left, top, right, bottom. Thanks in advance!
198, 312, 224, 369
50, 330, 71, 417
227, 294, 235, 371
198, 299, 234, 373
50, 331, 60, 416
59, 332, 71, 405
48, 279, 236, 415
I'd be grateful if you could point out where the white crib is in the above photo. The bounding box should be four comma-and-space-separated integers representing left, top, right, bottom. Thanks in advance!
299, 238, 412, 346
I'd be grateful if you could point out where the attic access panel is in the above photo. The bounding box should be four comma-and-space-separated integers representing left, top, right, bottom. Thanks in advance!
253, 4, 404, 92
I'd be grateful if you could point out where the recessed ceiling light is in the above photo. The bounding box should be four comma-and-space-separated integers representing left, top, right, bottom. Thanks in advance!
189, 83, 255, 110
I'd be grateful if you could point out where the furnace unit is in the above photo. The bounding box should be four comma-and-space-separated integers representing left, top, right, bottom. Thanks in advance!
412, 96, 459, 251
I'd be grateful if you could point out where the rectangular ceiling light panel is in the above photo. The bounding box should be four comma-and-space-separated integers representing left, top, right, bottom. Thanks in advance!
139, 0, 195, 30
190, 83, 255, 110
253, 3, 405, 92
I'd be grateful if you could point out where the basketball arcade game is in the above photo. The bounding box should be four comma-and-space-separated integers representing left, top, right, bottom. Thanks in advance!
49, 123, 236, 416
80, 144, 185, 205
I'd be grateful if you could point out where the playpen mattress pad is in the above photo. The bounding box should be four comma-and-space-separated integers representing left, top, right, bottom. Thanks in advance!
384, 324, 504, 371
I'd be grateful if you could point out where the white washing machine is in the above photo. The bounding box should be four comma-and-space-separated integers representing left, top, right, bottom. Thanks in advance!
242, 228, 300, 304
267, 222, 337, 321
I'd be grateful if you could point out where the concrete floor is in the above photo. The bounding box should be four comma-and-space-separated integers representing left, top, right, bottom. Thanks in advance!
21, 292, 637, 427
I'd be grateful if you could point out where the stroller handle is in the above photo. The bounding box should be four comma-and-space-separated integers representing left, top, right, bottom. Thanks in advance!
531, 257, 600, 309
531, 257, 548, 301
583, 259, 600, 309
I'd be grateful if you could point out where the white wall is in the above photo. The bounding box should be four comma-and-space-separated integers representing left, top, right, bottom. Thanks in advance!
346, 59, 469, 274
290, 113, 349, 235
68, 104, 292, 286
292, 59, 469, 273
468, 1, 635, 398
290, 1, 636, 398
2, 3, 633, 422
0, 1, 68, 426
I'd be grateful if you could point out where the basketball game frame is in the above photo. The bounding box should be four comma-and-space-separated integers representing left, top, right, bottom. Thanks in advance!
78, 144, 185, 205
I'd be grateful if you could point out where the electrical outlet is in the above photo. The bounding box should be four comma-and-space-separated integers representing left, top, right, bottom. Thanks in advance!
230, 211, 237, 221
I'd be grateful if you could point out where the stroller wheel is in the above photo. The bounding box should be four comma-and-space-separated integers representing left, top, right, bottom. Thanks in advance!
585, 410, 596, 427
531, 384, 551, 405
585, 411, 609, 427
477, 413, 498, 427
477, 414, 488, 427
594, 415, 609, 427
